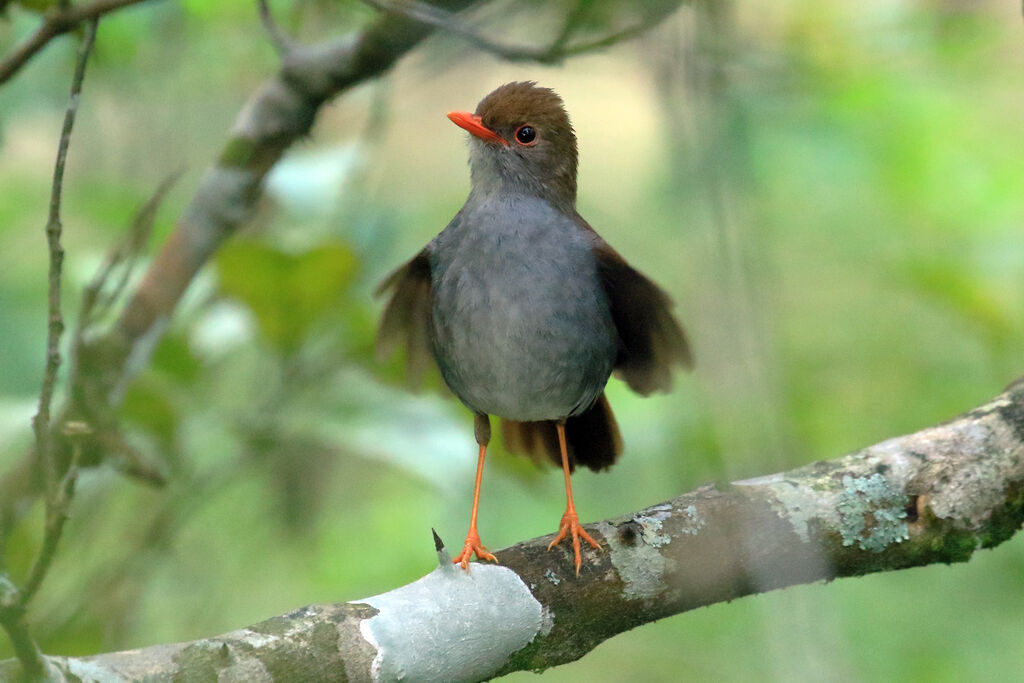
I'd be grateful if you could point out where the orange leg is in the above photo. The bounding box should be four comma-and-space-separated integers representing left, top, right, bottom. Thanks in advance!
548, 422, 601, 575
452, 416, 498, 570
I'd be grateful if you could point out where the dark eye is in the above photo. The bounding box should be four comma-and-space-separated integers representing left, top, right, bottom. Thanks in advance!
514, 125, 537, 145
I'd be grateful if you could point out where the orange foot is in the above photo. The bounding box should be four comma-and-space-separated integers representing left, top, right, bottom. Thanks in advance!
548, 509, 601, 575
452, 528, 498, 571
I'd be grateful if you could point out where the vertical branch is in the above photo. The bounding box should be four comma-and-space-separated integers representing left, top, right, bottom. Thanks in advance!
25, 11, 100, 603
32, 18, 98, 499
0, 611, 44, 682
0, 18, 100, 681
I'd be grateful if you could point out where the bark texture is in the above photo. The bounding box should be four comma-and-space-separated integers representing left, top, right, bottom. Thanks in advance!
2, 377, 1021, 681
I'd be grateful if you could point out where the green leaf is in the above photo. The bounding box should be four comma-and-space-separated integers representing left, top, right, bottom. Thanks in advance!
902, 260, 1012, 345
216, 241, 358, 353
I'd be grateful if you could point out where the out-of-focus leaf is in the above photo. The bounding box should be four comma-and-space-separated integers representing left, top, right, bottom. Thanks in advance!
181, 0, 252, 20
118, 333, 200, 450
900, 260, 1013, 345
8, 0, 58, 14
3, 500, 42, 579
121, 381, 179, 448
216, 241, 358, 353
150, 331, 202, 384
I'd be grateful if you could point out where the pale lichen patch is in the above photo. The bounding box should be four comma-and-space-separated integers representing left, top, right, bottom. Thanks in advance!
237, 629, 280, 649
924, 418, 1023, 527
634, 515, 671, 548
837, 474, 909, 552
66, 658, 123, 682
634, 502, 675, 547
678, 505, 705, 535
598, 521, 668, 600
757, 479, 823, 543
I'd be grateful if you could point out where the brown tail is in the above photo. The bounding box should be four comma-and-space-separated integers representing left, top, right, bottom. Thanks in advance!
501, 393, 623, 473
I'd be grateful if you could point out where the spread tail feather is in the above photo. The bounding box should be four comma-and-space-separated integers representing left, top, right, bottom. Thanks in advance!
500, 393, 622, 472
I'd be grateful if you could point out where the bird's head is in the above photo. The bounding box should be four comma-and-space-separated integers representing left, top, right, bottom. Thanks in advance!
448, 82, 578, 212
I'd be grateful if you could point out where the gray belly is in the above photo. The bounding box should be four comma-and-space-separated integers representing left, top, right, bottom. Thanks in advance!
429, 208, 617, 421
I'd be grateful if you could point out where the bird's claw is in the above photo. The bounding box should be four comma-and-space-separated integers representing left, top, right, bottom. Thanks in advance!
452, 528, 498, 571
548, 509, 601, 575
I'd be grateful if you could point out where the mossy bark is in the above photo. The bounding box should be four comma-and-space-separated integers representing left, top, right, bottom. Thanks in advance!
3, 378, 1022, 682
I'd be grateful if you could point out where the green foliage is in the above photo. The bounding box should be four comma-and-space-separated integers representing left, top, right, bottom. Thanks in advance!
216, 241, 358, 353
1, 0, 1023, 680
4, 0, 58, 14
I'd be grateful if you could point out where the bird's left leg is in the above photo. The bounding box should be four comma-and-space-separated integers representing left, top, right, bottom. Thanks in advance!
548, 420, 601, 575
452, 413, 499, 570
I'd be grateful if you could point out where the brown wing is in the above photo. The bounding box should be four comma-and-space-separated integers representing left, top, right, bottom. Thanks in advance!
375, 248, 435, 386
576, 215, 693, 395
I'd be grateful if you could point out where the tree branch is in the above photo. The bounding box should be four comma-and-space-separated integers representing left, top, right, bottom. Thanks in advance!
0, 0, 159, 87
2, 377, 1021, 681
256, 0, 294, 56
362, 0, 681, 64
0, 18, 99, 681
30, 11, 97, 515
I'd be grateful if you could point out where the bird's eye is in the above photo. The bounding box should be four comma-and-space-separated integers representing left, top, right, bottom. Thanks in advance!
514, 125, 537, 146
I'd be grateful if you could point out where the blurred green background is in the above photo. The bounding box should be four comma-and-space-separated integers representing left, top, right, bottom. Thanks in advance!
1, 0, 1023, 680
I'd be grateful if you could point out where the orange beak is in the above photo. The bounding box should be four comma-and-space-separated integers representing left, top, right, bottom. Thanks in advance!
447, 111, 508, 146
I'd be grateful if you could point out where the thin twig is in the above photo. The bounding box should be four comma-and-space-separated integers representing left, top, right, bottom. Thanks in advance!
257, 0, 294, 55
0, 608, 45, 681
79, 169, 184, 332
0, 0, 159, 87
548, 0, 593, 53
28, 9, 100, 596
363, 0, 673, 64
1, 19, 99, 680
31, 15, 98, 510
18, 426, 86, 609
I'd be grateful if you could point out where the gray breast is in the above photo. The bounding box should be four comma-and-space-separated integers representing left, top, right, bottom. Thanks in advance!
429, 194, 617, 422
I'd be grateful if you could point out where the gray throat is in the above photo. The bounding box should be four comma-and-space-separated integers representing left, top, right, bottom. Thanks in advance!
467, 140, 577, 216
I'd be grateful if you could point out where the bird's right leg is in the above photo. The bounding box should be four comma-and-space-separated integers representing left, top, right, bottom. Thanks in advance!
548, 420, 601, 575
453, 413, 498, 570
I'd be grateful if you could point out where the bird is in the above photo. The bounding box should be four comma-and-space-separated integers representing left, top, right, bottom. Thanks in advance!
376, 81, 692, 575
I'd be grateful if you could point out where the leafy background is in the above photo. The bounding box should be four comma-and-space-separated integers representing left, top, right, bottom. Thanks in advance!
1, 0, 1022, 680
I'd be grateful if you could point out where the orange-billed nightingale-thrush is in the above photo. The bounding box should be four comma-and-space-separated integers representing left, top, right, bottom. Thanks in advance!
377, 82, 692, 575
